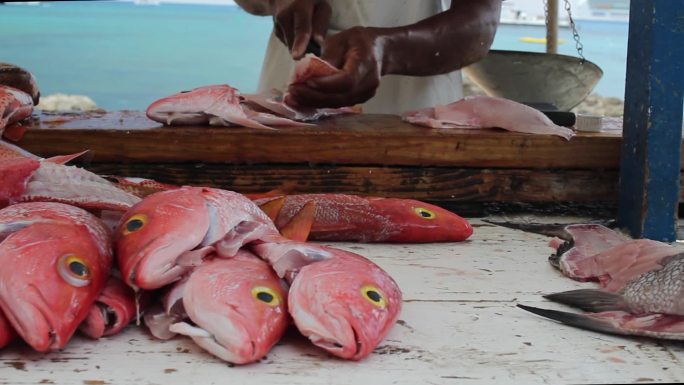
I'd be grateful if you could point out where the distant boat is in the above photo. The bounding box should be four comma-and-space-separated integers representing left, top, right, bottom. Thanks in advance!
575, 0, 629, 23
519, 37, 567, 44
134, 0, 161, 5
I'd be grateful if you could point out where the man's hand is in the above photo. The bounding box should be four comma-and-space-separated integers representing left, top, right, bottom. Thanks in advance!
286, 26, 384, 108
269, 0, 331, 59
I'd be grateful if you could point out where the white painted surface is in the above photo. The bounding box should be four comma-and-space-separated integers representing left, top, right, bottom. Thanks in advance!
1, 218, 682, 385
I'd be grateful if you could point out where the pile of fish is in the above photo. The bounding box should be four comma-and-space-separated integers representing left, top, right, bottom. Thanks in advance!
519, 224, 684, 340
0, 63, 39, 142
0, 139, 473, 364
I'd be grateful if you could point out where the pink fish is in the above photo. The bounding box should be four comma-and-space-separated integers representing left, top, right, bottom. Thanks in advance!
242, 89, 360, 122
146, 84, 308, 129
116, 186, 402, 360
0, 85, 33, 142
0, 202, 112, 352
0, 63, 40, 105
254, 193, 473, 243
78, 275, 138, 339
402, 96, 575, 140
115, 186, 279, 290
548, 224, 681, 292
165, 251, 289, 364
0, 144, 140, 212
270, 244, 402, 359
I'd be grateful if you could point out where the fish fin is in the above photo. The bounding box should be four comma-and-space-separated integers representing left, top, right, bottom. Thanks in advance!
543, 289, 628, 312
517, 304, 625, 336
280, 200, 316, 242
45, 150, 90, 165
258, 196, 286, 222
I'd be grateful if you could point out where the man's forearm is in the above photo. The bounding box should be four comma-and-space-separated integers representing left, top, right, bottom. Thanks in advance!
233, 0, 272, 16
377, 0, 501, 76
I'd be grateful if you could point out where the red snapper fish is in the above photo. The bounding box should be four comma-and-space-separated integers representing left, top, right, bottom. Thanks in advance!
0, 141, 140, 212
253, 240, 402, 359
78, 275, 138, 339
402, 95, 575, 140
519, 224, 684, 340
151, 250, 290, 364
253, 193, 473, 243
0, 85, 34, 142
0, 202, 112, 351
115, 186, 402, 360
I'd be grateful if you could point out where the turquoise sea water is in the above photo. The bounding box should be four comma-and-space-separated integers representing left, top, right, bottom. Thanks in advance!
0, 1, 629, 110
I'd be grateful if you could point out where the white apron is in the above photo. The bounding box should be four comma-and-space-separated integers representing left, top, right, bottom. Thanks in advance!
256, 0, 463, 114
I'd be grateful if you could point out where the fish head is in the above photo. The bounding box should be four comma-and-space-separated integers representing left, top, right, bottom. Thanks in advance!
145, 84, 237, 125
369, 198, 473, 242
0, 222, 109, 352
288, 249, 402, 360
115, 187, 210, 290
175, 252, 289, 364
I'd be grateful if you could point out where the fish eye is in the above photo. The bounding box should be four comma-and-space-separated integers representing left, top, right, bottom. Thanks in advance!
413, 207, 436, 219
58, 254, 92, 287
361, 285, 388, 308
122, 214, 147, 235
251, 286, 282, 307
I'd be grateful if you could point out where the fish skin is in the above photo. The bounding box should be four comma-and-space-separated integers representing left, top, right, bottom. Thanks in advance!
78, 276, 138, 339
255, 194, 473, 243
549, 224, 682, 292
0, 85, 33, 142
0, 202, 112, 352
521, 228, 684, 341
402, 95, 575, 140
168, 251, 289, 364
0, 147, 141, 212
0, 311, 16, 348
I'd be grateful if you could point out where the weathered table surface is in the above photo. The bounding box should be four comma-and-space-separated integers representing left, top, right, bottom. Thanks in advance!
1, 218, 682, 385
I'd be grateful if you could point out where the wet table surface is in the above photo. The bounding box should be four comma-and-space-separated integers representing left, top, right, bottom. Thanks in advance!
1, 217, 682, 385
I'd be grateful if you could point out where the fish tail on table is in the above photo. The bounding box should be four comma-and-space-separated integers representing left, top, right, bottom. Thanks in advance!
517, 304, 625, 336
543, 289, 628, 312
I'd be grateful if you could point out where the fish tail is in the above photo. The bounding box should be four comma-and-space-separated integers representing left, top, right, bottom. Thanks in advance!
543, 289, 628, 312
517, 304, 625, 336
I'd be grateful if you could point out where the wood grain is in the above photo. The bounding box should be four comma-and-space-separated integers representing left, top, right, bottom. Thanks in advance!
16, 111, 630, 169
87, 163, 622, 202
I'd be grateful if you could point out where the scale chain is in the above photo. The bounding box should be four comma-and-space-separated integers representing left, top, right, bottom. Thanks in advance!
543, 0, 586, 62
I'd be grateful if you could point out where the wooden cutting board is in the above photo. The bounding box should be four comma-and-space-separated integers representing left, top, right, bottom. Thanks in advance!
14, 110, 676, 205
16, 110, 623, 168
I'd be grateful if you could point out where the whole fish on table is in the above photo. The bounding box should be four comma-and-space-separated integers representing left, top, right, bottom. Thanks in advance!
145, 250, 290, 364
519, 224, 684, 340
0, 141, 140, 212
115, 186, 402, 360
253, 193, 473, 243
0, 202, 112, 352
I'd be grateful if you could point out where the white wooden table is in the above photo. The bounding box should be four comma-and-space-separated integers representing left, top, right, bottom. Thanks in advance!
1, 218, 682, 385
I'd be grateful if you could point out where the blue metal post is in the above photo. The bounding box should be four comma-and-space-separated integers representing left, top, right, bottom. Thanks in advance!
618, 0, 684, 242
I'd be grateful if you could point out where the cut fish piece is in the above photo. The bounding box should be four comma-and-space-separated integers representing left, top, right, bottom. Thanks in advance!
402, 96, 576, 140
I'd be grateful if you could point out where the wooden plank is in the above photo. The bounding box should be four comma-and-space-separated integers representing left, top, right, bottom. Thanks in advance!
87, 163, 622, 203
618, 1, 684, 242
16, 111, 626, 169
1, 219, 682, 384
